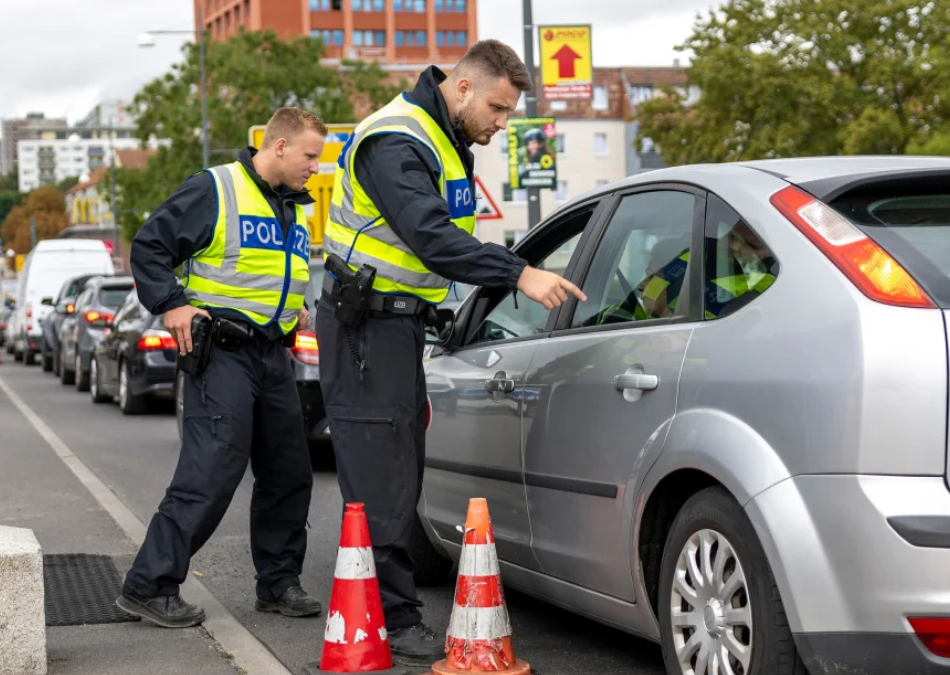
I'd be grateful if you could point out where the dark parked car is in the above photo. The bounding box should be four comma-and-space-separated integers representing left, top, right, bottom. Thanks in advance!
60, 276, 134, 391
90, 290, 178, 413
0, 305, 12, 350
43, 274, 98, 375
174, 257, 328, 466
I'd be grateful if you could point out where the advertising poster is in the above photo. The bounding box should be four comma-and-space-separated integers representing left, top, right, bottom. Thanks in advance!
507, 118, 557, 190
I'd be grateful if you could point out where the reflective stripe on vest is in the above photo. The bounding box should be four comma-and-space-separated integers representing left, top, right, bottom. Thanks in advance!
183, 162, 310, 334
322, 93, 476, 304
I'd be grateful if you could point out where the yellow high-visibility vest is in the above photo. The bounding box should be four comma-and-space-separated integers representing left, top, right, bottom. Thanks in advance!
323, 93, 477, 304
183, 162, 310, 334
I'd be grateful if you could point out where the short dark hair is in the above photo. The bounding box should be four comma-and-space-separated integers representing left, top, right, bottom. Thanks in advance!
454, 40, 533, 92
262, 107, 328, 148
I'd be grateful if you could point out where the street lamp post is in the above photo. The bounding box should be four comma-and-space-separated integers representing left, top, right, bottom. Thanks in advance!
522, 0, 541, 230
138, 7, 210, 168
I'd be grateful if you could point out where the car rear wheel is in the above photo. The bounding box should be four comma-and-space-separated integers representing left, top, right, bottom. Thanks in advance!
411, 513, 454, 586
24, 350, 35, 365
90, 358, 110, 404
41, 344, 53, 372
658, 486, 806, 675
14, 348, 23, 362
60, 349, 75, 385
75, 352, 89, 392
119, 360, 146, 415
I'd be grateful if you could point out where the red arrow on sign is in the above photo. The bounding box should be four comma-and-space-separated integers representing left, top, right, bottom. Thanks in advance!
551, 44, 581, 79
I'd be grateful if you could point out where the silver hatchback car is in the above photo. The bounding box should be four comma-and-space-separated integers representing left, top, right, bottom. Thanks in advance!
418, 157, 950, 675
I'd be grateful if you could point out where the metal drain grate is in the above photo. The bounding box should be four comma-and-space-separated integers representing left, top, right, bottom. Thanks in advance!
44, 554, 140, 626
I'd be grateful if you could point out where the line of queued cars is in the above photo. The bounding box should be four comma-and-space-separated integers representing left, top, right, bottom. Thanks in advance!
5, 238, 331, 466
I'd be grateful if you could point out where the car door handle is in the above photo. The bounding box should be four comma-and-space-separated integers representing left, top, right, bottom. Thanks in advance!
485, 371, 516, 394
612, 373, 658, 392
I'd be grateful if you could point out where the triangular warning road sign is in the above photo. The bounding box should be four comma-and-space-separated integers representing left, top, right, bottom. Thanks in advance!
474, 175, 503, 221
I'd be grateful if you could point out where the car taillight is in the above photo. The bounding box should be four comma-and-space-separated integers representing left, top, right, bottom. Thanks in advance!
84, 311, 113, 327
770, 185, 935, 309
66, 303, 75, 314
426, 395, 432, 431
26, 303, 32, 319
137, 329, 178, 351
291, 331, 319, 365
909, 617, 950, 658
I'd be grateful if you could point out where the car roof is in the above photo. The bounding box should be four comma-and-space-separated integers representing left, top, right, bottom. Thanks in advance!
89, 275, 135, 288
34, 238, 109, 252
553, 156, 950, 216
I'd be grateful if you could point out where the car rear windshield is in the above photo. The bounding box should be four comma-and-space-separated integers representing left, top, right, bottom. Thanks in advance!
99, 286, 133, 308
829, 176, 950, 308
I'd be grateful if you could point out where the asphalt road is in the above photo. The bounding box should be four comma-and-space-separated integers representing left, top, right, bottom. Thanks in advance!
0, 358, 666, 675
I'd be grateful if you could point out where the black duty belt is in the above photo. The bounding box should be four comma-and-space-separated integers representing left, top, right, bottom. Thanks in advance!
323, 274, 429, 316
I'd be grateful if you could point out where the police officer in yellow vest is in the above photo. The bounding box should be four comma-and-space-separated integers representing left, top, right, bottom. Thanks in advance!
117, 109, 327, 628
315, 40, 586, 662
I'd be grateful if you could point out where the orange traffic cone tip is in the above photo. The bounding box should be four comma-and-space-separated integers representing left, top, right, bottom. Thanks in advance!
301, 503, 412, 675
429, 498, 531, 675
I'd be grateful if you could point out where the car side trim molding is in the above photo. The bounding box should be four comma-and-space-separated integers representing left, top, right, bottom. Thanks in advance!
424, 458, 619, 498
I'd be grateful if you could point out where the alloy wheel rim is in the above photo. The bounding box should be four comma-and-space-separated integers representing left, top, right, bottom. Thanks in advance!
670, 528, 753, 675
90, 360, 98, 397
120, 366, 128, 408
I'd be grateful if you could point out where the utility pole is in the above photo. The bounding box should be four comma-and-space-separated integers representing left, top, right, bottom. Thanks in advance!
198, 5, 210, 169
108, 118, 120, 266
522, 0, 541, 229
30, 216, 36, 250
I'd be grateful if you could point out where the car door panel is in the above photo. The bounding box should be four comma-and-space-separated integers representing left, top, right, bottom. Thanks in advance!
524, 188, 704, 601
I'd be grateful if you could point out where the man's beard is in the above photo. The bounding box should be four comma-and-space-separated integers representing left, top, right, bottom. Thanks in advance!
455, 103, 489, 146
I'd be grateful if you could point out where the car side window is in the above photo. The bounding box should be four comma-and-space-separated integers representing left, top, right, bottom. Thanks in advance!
76, 289, 94, 309
465, 206, 595, 347
113, 294, 137, 326
468, 231, 584, 345
572, 190, 698, 328
703, 194, 779, 319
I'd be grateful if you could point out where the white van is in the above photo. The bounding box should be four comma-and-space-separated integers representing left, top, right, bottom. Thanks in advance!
12, 239, 115, 364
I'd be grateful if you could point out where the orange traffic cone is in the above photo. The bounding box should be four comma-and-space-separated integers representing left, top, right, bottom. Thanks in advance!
302, 503, 411, 675
430, 498, 531, 675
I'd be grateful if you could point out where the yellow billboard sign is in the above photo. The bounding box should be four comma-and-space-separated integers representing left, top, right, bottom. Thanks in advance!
248, 123, 356, 248
538, 25, 593, 101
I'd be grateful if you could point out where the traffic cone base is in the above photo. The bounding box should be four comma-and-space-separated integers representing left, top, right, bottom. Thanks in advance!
429, 659, 531, 675
300, 664, 413, 675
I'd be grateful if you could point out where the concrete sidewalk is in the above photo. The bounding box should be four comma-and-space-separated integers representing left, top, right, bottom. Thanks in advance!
0, 379, 241, 675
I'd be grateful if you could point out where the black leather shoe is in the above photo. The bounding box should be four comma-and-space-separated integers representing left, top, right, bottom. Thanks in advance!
255, 585, 322, 617
388, 622, 444, 663
116, 592, 205, 628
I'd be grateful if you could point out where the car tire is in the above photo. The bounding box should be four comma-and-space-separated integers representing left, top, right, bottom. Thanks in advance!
75, 352, 90, 392
308, 439, 336, 472
90, 358, 110, 404
60, 349, 75, 385
24, 350, 35, 365
118, 360, 146, 415
41, 345, 53, 372
14, 348, 23, 362
411, 513, 454, 586
658, 486, 807, 675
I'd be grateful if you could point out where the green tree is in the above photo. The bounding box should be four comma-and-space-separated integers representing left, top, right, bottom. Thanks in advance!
115, 29, 402, 241
54, 176, 80, 194
0, 190, 24, 228
635, 0, 950, 165
0, 187, 68, 253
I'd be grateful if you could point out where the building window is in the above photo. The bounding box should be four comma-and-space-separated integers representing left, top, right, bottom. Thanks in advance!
225, 11, 231, 31
502, 183, 528, 203
594, 132, 608, 155
395, 30, 404, 46
374, 0, 384, 9
310, 0, 330, 8
434, 0, 442, 9
556, 134, 566, 154
436, 31, 444, 46
394, 0, 402, 8
353, 30, 363, 46
414, 0, 425, 11
446, 31, 455, 46
374, 30, 386, 45
333, 29, 343, 44
593, 85, 609, 111
457, 31, 467, 45
629, 85, 654, 106
556, 180, 568, 202
416, 30, 426, 45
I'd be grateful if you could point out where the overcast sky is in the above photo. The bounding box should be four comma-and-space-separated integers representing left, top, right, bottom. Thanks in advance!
0, 0, 714, 130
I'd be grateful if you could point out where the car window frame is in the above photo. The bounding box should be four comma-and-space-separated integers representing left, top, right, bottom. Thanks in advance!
554, 182, 708, 336
444, 196, 612, 354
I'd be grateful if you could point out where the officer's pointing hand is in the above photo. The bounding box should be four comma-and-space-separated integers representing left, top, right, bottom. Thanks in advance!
516, 266, 587, 311
164, 305, 212, 356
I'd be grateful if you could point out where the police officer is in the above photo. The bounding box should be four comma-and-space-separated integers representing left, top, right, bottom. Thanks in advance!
117, 108, 327, 628
315, 40, 586, 662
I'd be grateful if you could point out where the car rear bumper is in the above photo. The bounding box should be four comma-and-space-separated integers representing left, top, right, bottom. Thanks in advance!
747, 474, 950, 664
795, 632, 950, 674
130, 353, 177, 398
